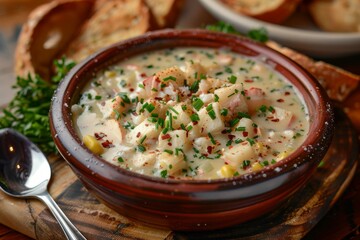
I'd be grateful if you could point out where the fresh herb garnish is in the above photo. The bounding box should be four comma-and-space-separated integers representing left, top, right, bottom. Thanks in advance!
0, 57, 75, 154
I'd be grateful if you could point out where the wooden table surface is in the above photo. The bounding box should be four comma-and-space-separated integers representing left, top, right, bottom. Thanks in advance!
0, 1, 359, 239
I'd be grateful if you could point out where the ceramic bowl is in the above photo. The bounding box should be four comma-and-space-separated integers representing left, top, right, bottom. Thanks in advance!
50, 29, 334, 231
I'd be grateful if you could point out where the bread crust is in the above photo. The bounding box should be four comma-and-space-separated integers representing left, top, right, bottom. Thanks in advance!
144, 0, 185, 28
266, 41, 360, 102
221, 0, 302, 23
309, 0, 360, 32
14, 0, 94, 80
64, 0, 156, 62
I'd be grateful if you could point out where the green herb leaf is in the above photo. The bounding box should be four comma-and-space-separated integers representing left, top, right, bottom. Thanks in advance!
0, 57, 75, 154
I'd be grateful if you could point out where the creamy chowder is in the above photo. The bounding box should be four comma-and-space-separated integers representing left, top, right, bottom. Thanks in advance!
72, 47, 309, 180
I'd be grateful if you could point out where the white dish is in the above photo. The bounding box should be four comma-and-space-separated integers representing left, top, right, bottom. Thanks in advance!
198, 0, 360, 58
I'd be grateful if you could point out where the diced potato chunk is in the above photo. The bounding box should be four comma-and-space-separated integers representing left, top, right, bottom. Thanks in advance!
132, 152, 156, 168
126, 120, 160, 145
193, 137, 213, 155
184, 61, 207, 85
214, 84, 248, 114
223, 141, 255, 167
171, 104, 191, 129
253, 107, 294, 131
198, 102, 224, 134
155, 66, 186, 86
158, 130, 190, 151
155, 152, 187, 175
186, 122, 201, 141
233, 118, 255, 139
198, 77, 224, 93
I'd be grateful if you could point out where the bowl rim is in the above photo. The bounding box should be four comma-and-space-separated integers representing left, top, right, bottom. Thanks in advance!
50, 28, 334, 189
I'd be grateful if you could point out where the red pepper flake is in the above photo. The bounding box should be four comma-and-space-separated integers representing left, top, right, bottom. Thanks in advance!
278, 141, 282, 143
136, 132, 141, 138
94, 132, 107, 140
102, 140, 114, 148
284, 91, 290, 96
161, 134, 171, 140
168, 142, 172, 146
242, 131, 248, 137
155, 97, 163, 101
245, 79, 254, 83
129, 88, 134, 92
207, 146, 213, 154
254, 128, 258, 134
140, 73, 147, 77
228, 134, 235, 140
277, 99, 284, 103
193, 121, 198, 126
229, 146, 233, 149
271, 119, 280, 122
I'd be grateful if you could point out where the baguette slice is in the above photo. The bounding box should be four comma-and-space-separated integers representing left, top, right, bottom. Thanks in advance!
144, 0, 185, 28
14, 0, 94, 80
309, 0, 360, 32
267, 41, 360, 101
220, 0, 302, 24
65, 0, 156, 62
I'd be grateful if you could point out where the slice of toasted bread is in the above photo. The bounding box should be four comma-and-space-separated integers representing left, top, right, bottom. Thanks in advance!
14, 0, 94, 80
64, 0, 155, 62
267, 41, 360, 101
309, 0, 360, 32
144, 0, 185, 28
220, 0, 302, 24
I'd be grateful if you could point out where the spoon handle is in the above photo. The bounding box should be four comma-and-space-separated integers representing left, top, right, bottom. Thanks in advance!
37, 191, 87, 240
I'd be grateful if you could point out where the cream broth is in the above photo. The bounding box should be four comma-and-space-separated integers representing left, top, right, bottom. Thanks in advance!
72, 47, 309, 179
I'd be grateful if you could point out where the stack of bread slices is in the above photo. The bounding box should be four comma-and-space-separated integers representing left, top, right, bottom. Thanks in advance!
14, 0, 359, 127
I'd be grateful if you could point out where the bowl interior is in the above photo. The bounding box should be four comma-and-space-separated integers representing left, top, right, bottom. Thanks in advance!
50, 29, 333, 191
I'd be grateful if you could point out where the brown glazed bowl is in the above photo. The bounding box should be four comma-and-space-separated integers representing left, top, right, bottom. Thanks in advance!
50, 29, 334, 231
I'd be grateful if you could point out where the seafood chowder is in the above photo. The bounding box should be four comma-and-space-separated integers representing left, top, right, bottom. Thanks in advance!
72, 47, 309, 180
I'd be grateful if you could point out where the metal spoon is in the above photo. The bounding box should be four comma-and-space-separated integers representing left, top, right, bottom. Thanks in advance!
0, 128, 86, 240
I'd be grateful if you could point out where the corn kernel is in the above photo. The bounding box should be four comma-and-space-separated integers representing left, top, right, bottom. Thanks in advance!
220, 165, 236, 178
276, 151, 289, 161
255, 142, 264, 154
83, 135, 103, 155
105, 70, 117, 78
251, 162, 263, 172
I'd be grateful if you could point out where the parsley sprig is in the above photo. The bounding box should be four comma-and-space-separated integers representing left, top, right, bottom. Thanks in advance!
0, 57, 75, 154
205, 21, 269, 43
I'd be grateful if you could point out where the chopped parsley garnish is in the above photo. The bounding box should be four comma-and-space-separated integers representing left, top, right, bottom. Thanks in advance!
0, 57, 75, 154
137, 145, 146, 152
160, 170, 168, 178
192, 98, 204, 111
190, 80, 200, 93
118, 92, 131, 104
242, 160, 251, 168
164, 149, 174, 155
163, 75, 177, 82
190, 113, 200, 122
246, 138, 255, 146
118, 157, 124, 163
228, 75, 237, 84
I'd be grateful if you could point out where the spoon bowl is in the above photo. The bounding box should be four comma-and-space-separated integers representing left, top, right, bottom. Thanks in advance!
0, 128, 86, 240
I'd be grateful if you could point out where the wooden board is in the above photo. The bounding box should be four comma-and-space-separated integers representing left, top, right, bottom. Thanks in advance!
0, 108, 358, 240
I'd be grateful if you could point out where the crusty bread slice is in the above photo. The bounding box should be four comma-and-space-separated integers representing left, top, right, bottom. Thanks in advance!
144, 0, 185, 28
14, 0, 94, 80
267, 41, 360, 102
64, 0, 155, 62
309, 0, 360, 32
220, 0, 302, 24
